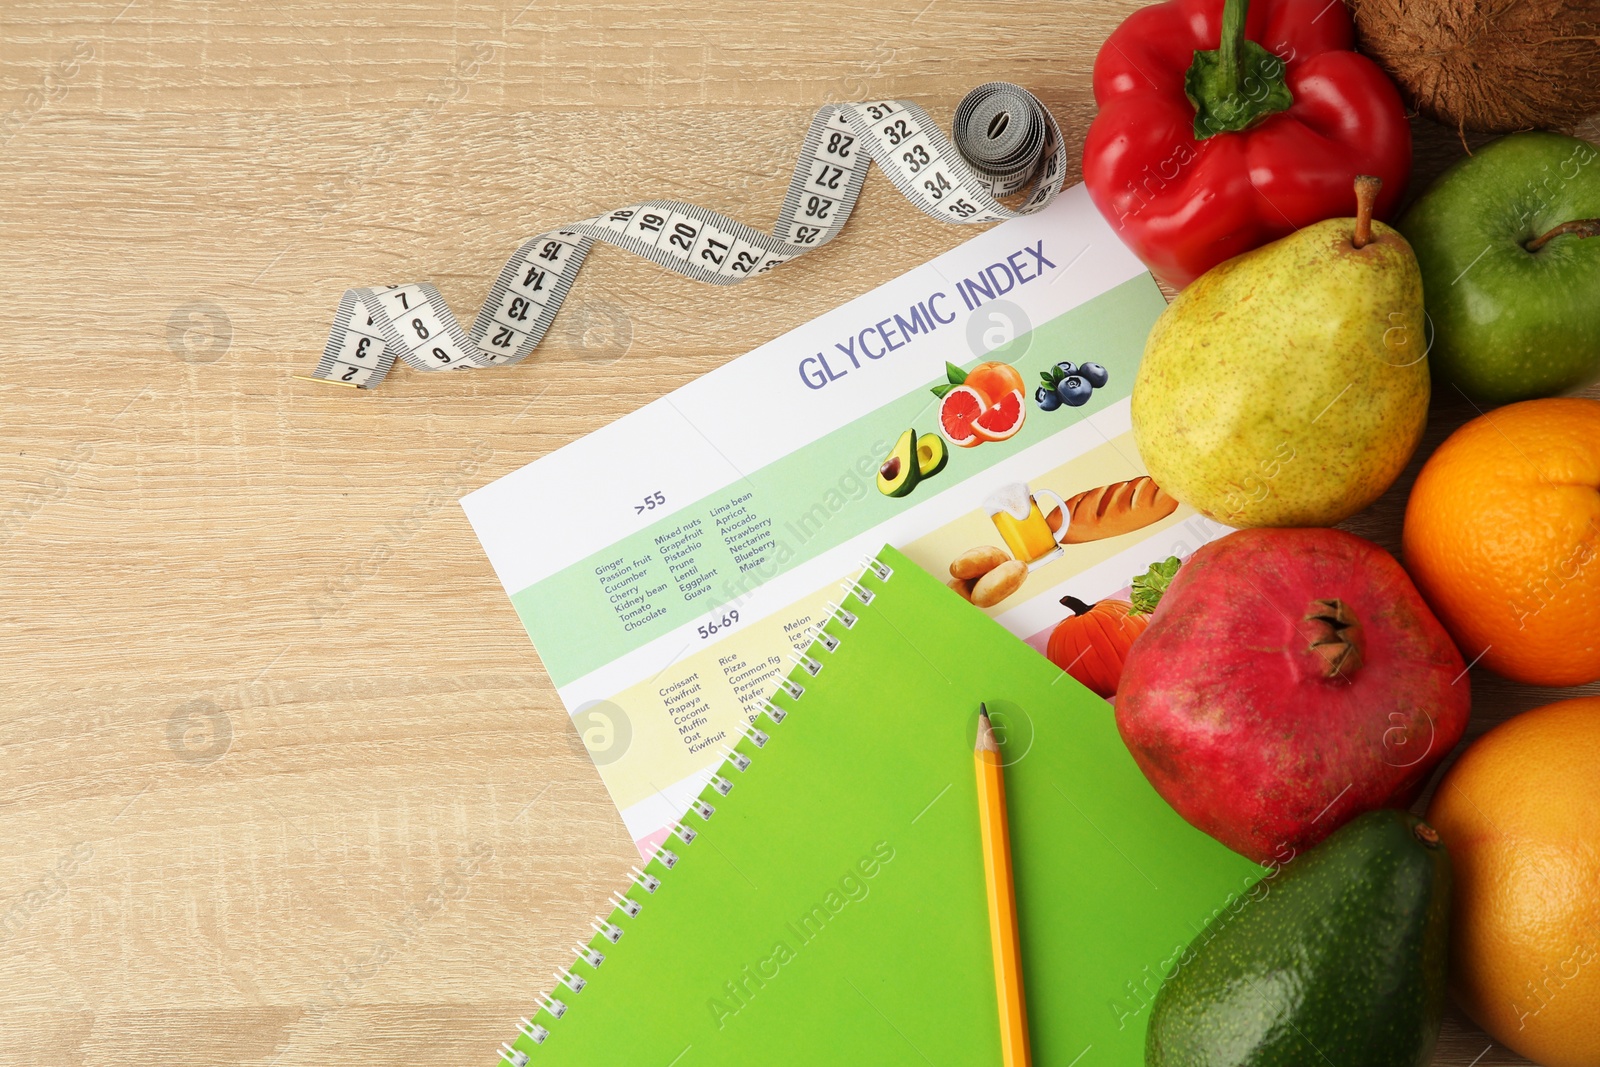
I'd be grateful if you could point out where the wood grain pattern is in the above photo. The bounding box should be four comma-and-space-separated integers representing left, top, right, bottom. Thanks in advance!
1, 2, 1596, 1063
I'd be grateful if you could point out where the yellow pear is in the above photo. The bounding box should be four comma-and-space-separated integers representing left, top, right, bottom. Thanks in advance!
1132, 177, 1429, 528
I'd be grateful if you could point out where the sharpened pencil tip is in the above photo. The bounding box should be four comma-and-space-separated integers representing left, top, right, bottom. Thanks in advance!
976, 704, 998, 753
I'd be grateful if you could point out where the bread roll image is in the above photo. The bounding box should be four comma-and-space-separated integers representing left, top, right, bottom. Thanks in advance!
946, 577, 974, 601
1051, 475, 1179, 544
950, 545, 1009, 580
971, 559, 1027, 608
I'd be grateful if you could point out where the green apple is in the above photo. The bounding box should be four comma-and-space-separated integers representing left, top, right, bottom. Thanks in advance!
1400, 131, 1600, 404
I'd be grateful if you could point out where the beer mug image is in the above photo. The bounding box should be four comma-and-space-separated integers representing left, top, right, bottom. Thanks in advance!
986, 482, 1071, 569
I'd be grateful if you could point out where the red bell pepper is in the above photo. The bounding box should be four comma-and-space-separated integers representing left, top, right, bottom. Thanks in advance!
1082, 0, 1412, 289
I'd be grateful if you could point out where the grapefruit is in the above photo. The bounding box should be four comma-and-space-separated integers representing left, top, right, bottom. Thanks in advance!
939, 386, 987, 448
1426, 697, 1600, 1067
973, 389, 1025, 442
965, 361, 1025, 405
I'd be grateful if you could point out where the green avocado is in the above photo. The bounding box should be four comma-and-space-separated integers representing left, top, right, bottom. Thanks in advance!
1148, 810, 1451, 1067
916, 433, 948, 479
876, 429, 920, 498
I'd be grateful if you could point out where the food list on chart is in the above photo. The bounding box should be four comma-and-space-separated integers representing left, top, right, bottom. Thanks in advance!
651, 621, 809, 758
589, 490, 788, 636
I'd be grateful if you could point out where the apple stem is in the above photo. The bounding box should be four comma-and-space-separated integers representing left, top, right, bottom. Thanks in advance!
1351, 175, 1381, 250
1525, 217, 1600, 252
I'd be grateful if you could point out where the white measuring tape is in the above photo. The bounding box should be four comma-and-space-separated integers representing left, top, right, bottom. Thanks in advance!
304, 82, 1066, 390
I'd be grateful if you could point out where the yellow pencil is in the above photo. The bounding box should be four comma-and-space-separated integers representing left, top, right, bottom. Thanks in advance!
975, 703, 1031, 1067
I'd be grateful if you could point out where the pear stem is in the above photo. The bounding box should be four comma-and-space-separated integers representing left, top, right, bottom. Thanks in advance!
1351, 175, 1381, 250
1526, 218, 1600, 252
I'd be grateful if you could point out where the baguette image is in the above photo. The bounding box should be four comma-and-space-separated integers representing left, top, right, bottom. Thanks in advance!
1045, 475, 1179, 544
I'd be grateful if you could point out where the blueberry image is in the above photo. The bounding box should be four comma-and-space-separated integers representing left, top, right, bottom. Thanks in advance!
1057, 375, 1093, 407
1079, 362, 1109, 388
1035, 385, 1062, 411
1054, 361, 1077, 378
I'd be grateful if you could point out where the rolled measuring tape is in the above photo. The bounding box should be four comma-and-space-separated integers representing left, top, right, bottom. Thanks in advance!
304, 82, 1066, 390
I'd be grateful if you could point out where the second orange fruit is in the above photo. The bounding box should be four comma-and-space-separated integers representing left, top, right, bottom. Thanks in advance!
1427, 697, 1600, 1067
1403, 398, 1600, 686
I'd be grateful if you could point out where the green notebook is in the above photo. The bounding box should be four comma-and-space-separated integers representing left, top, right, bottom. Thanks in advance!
498, 546, 1262, 1066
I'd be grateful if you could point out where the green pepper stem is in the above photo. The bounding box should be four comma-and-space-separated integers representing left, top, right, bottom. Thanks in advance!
1526, 218, 1600, 252
1184, 0, 1294, 140
1218, 0, 1249, 94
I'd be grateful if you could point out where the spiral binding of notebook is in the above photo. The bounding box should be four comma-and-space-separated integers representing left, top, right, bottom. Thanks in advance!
495, 555, 893, 1065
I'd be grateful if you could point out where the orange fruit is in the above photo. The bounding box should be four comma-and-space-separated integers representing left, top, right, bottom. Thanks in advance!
1402, 398, 1600, 686
963, 361, 1025, 405
1426, 697, 1600, 1067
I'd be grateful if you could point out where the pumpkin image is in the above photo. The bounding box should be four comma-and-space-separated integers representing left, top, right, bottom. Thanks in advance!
1045, 596, 1148, 698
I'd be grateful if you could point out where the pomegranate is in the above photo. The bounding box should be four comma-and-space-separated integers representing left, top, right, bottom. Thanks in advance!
1115, 528, 1470, 865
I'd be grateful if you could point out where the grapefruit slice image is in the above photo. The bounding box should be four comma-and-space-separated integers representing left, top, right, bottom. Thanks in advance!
972, 389, 1025, 442
939, 385, 988, 448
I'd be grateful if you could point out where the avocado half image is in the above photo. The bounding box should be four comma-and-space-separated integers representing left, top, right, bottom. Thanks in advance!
876, 430, 948, 498
916, 433, 948, 478
1146, 810, 1452, 1067
876, 429, 920, 498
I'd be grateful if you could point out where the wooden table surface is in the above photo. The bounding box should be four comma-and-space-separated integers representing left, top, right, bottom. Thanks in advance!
2, 2, 1596, 1063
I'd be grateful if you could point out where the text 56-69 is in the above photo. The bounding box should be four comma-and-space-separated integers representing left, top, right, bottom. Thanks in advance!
698, 610, 739, 640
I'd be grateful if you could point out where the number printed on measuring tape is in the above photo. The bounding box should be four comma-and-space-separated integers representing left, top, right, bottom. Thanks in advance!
306, 82, 1067, 389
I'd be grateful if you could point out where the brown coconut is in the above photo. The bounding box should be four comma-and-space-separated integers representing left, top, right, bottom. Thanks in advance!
1350, 0, 1600, 133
